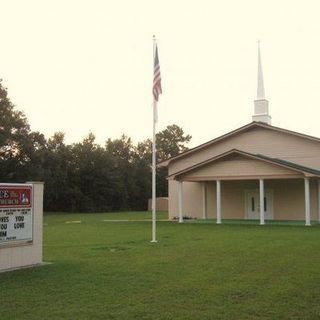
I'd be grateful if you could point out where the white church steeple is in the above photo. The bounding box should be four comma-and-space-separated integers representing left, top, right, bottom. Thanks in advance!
252, 42, 271, 125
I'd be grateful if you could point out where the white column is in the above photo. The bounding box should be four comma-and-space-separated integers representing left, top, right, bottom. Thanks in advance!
202, 182, 207, 219
318, 180, 320, 223
178, 181, 183, 223
216, 180, 221, 224
259, 179, 265, 225
304, 178, 311, 226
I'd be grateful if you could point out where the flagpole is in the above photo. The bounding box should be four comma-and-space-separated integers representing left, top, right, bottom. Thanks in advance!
151, 35, 157, 243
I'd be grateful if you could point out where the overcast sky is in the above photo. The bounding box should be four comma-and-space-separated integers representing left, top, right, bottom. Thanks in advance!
1, 0, 320, 147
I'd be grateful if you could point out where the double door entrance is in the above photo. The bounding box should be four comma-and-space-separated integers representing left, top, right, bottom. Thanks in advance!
245, 189, 274, 220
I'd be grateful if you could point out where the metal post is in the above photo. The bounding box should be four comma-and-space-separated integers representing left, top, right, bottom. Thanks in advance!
151, 36, 157, 243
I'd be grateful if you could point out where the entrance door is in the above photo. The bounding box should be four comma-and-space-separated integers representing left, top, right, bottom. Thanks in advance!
246, 189, 273, 220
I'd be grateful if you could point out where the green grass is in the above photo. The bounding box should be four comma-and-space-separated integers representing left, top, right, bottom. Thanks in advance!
1, 212, 320, 319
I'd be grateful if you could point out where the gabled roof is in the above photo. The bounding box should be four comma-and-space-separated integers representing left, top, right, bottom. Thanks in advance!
160, 122, 320, 167
169, 149, 320, 180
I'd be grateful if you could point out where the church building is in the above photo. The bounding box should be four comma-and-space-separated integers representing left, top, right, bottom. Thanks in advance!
160, 46, 320, 225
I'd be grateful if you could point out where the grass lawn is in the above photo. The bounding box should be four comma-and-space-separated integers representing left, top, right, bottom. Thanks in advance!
1, 212, 320, 319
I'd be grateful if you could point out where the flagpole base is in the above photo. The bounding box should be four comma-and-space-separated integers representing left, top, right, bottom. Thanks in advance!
150, 240, 158, 243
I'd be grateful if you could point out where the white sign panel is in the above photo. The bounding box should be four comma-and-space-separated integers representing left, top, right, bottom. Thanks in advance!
0, 185, 33, 245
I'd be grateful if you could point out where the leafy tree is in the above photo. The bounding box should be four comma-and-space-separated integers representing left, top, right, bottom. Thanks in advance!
0, 80, 46, 182
0, 81, 30, 161
105, 135, 136, 210
106, 134, 135, 161
156, 124, 192, 162
135, 139, 152, 163
42, 132, 75, 211
72, 133, 117, 212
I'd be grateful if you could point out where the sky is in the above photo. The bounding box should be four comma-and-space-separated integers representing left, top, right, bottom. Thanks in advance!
1, 0, 320, 147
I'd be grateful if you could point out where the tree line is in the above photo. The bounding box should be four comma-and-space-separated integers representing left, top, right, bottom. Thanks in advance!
0, 81, 191, 212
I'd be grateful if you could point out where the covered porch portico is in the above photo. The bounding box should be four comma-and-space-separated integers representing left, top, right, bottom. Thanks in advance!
170, 150, 320, 225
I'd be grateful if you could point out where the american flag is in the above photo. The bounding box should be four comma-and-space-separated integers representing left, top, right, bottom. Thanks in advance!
153, 45, 162, 102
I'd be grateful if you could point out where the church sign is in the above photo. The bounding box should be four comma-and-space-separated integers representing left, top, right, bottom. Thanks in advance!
0, 185, 33, 245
